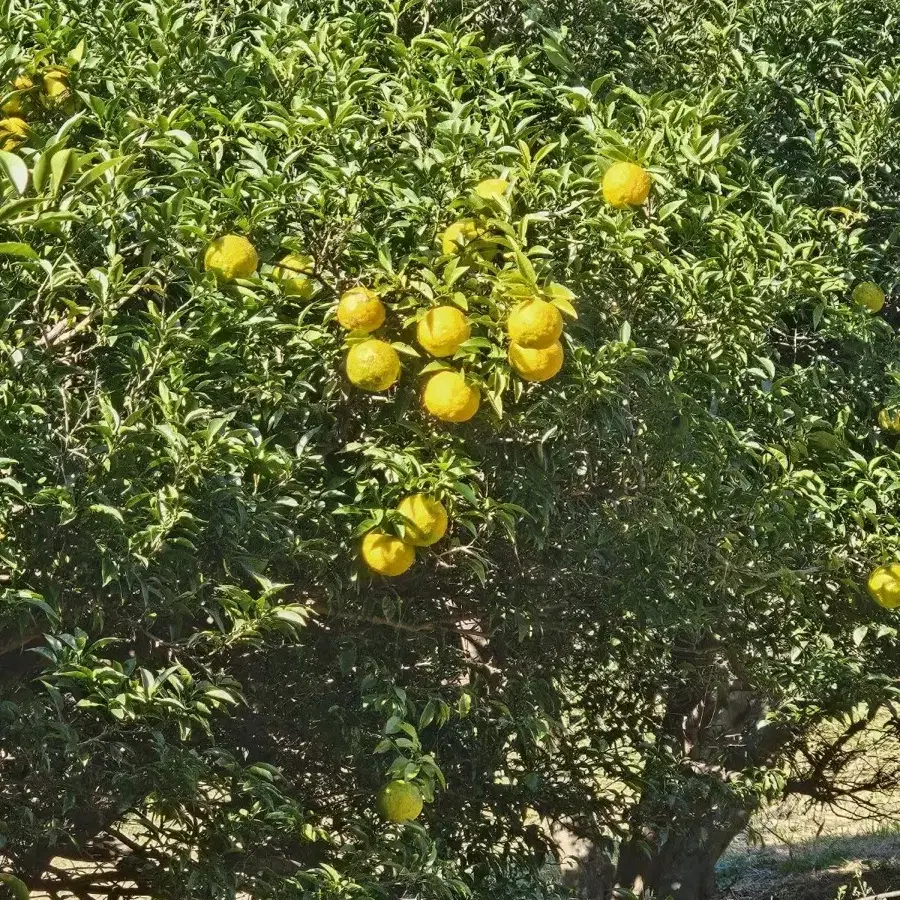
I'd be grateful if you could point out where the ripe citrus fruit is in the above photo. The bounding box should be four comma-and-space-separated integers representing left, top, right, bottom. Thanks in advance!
361, 532, 415, 577
377, 781, 423, 822
422, 371, 480, 422
204, 235, 258, 281
273, 254, 315, 298
42, 66, 69, 101
879, 409, 900, 433
337, 286, 385, 332
345, 339, 400, 391
852, 282, 885, 313
2, 75, 33, 115
396, 495, 448, 546
0, 117, 28, 151
507, 299, 563, 349
475, 178, 509, 201
867, 564, 900, 609
417, 306, 471, 357
602, 161, 651, 209
509, 341, 564, 382
441, 218, 481, 255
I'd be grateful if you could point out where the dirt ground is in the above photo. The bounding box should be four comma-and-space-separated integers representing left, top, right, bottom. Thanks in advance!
716, 794, 900, 900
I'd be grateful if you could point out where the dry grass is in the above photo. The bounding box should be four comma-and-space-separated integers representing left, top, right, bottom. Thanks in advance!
717, 795, 900, 900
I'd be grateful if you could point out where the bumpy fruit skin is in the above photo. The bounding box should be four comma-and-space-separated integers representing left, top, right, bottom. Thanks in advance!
376, 781, 424, 822
2, 75, 33, 115
422, 371, 480, 423
361, 532, 415, 577
602, 161, 651, 208
42, 66, 70, 101
867, 564, 900, 609
441, 218, 481, 255
345, 339, 400, 391
417, 306, 471, 357
204, 235, 258, 281
852, 281, 885, 313
879, 409, 900, 434
507, 299, 563, 349
0, 117, 28, 151
0, 873, 30, 900
509, 341, 564, 382
273, 254, 315, 298
396, 495, 448, 547
337, 286, 385, 332
475, 178, 509, 201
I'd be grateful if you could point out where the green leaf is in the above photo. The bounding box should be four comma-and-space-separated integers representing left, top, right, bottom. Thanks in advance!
0, 151, 28, 195
0, 242, 37, 259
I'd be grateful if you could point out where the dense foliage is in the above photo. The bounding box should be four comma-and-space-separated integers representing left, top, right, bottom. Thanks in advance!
1, 0, 900, 898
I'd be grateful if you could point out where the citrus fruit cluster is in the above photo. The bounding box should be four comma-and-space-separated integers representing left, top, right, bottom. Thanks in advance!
361, 494, 448, 577
0, 64, 73, 151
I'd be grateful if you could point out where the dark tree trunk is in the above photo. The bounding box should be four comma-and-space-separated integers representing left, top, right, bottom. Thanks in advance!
614, 803, 749, 900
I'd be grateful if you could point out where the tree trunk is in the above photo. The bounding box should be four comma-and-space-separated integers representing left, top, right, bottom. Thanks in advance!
615, 803, 749, 900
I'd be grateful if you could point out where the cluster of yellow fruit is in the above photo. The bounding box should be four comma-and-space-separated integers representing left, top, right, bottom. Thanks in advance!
0, 66, 71, 151
360, 494, 448, 577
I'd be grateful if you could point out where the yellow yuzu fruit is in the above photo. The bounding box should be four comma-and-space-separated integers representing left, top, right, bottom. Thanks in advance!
345, 339, 400, 391
273, 254, 315, 298
361, 532, 415, 577
396, 494, 448, 547
852, 282, 885, 313
441, 218, 481, 255
0, 117, 28, 151
879, 409, 900, 434
376, 781, 423, 822
204, 235, 258, 281
867, 564, 900, 609
507, 299, 563, 349
475, 178, 509, 201
509, 340, 564, 382
422, 371, 480, 422
602, 161, 651, 209
417, 306, 471, 357
41, 66, 69, 99
2, 75, 33, 115
337, 286, 385, 332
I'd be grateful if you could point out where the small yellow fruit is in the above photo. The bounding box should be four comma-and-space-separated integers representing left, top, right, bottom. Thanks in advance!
337, 286, 385, 333
345, 339, 400, 391
867, 564, 900, 609
41, 66, 70, 101
2, 75, 33, 115
0, 117, 28, 151
441, 218, 481, 255
377, 781, 424, 822
602, 161, 651, 209
361, 532, 415, 577
396, 495, 448, 547
422, 371, 480, 423
852, 282, 885, 313
417, 306, 471, 357
272, 254, 315, 298
475, 178, 509, 201
204, 235, 258, 281
879, 409, 900, 433
507, 299, 563, 349
509, 341, 564, 382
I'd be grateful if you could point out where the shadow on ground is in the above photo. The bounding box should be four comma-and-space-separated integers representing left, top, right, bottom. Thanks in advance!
717, 831, 900, 900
